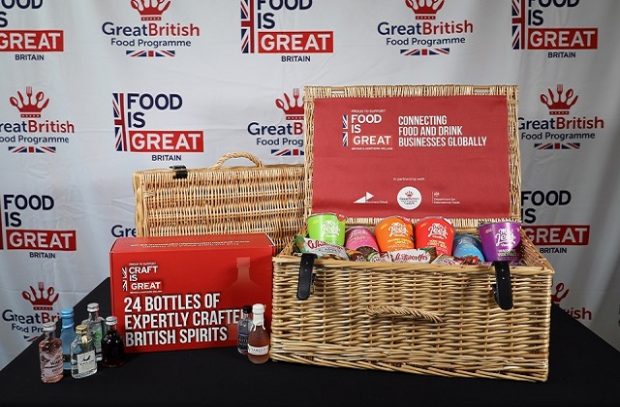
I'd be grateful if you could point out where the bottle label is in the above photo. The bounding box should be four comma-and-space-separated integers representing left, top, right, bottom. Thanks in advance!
247, 344, 269, 356
77, 350, 96, 373
41, 351, 63, 378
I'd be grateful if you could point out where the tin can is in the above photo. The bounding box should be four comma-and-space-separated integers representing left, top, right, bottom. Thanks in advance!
307, 213, 346, 246
414, 216, 455, 256
345, 226, 379, 252
453, 233, 485, 263
478, 221, 521, 264
374, 216, 414, 252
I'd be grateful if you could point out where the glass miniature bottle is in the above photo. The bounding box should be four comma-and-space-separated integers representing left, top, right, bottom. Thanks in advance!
59, 308, 75, 372
247, 303, 270, 364
237, 305, 253, 355
101, 316, 126, 368
71, 324, 97, 379
38, 321, 63, 383
82, 302, 104, 361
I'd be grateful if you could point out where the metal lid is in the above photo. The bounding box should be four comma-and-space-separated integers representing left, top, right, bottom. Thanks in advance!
42, 321, 56, 332
75, 324, 88, 335
86, 302, 99, 312
105, 316, 118, 326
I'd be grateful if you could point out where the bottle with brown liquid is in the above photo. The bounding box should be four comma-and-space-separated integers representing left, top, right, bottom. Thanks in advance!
101, 316, 126, 368
247, 303, 270, 364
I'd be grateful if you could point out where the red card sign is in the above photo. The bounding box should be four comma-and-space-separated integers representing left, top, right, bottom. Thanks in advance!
311, 96, 511, 219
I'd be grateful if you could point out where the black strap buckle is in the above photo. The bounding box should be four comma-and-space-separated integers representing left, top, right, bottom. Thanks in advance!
491, 261, 513, 310
297, 253, 317, 301
170, 165, 188, 179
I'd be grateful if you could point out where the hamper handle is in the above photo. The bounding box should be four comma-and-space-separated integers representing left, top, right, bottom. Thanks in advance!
211, 152, 264, 169
366, 305, 443, 323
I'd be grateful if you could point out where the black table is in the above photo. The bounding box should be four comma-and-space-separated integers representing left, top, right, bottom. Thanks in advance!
1, 278, 618, 407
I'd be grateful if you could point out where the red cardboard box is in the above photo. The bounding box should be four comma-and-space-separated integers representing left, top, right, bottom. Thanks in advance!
109, 233, 274, 353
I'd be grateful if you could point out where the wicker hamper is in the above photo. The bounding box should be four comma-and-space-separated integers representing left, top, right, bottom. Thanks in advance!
133, 152, 305, 251
271, 85, 555, 381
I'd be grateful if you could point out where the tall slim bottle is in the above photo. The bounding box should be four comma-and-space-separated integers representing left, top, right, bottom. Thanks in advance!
59, 308, 75, 372
82, 302, 104, 361
101, 316, 126, 368
71, 324, 97, 379
38, 321, 63, 383
247, 303, 270, 364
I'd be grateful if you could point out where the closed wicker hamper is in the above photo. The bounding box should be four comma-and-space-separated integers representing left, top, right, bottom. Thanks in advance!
271, 85, 554, 381
133, 152, 305, 251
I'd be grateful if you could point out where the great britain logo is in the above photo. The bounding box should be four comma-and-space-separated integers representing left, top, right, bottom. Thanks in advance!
0, 0, 64, 61
246, 88, 304, 157
376, 0, 474, 56
1, 86, 76, 154
101, 0, 201, 58
2, 282, 60, 342
511, 0, 598, 58
113, 92, 204, 161
519, 84, 604, 151
240, 0, 334, 62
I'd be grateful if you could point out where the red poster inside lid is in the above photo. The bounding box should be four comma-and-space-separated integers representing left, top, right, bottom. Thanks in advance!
310, 95, 511, 219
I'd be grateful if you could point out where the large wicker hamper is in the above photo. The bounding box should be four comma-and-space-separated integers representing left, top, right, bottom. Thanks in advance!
133, 152, 305, 251
271, 85, 554, 381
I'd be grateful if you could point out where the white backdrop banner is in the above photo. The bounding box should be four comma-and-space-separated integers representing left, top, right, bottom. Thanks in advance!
1, 0, 619, 369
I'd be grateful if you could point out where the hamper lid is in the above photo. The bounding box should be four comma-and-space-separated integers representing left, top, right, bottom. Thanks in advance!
303, 85, 521, 228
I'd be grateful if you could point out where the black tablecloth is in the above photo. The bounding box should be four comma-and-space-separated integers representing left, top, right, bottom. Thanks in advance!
1, 277, 618, 407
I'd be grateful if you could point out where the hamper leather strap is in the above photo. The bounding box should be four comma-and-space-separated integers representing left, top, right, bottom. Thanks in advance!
211, 152, 264, 169
366, 306, 443, 323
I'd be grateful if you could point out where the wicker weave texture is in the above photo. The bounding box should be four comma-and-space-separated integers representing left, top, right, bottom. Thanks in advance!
133, 152, 305, 251
271, 85, 554, 381
272, 230, 553, 381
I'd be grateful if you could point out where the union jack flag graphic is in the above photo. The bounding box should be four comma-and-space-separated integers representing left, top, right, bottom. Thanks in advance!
535, 142, 581, 150
241, 0, 255, 53
512, 0, 527, 50
342, 114, 348, 147
400, 48, 450, 56
113, 93, 129, 152
271, 148, 304, 156
126, 49, 176, 58
9, 146, 56, 153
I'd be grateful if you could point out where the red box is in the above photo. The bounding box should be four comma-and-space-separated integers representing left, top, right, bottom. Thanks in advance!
109, 233, 274, 353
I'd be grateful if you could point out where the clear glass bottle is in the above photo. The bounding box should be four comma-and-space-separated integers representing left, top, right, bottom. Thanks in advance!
247, 303, 270, 364
101, 316, 126, 368
38, 321, 63, 383
237, 305, 253, 355
71, 324, 97, 379
82, 302, 104, 361
59, 308, 75, 372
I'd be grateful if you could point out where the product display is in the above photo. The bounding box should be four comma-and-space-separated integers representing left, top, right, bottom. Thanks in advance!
38, 321, 63, 384
247, 304, 270, 365
71, 324, 97, 379
109, 233, 274, 353
271, 84, 555, 382
59, 308, 75, 372
83, 303, 104, 362
101, 316, 126, 368
236, 305, 253, 355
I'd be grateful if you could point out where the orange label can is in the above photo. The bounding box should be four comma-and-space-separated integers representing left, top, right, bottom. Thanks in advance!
374, 216, 414, 252
414, 216, 455, 256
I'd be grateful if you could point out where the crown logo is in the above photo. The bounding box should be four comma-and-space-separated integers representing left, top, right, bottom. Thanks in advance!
405, 0, 445, 20
405, 190, 414, 198
275, 88, 304, 121
551, 282, 570, 305
540, 84, 579, 116
130, 0, 171, 21
9, 87, 49, 118
21, 282, 59, 311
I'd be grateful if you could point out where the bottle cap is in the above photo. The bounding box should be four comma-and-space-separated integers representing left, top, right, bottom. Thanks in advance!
60, 308, 74, 318
242, 305, 252, 313
42, 321, 56, 332
75, 324, 88, 335
86, 302, 99, 312
252, 303, 265, 314
105, 316, 118, 326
